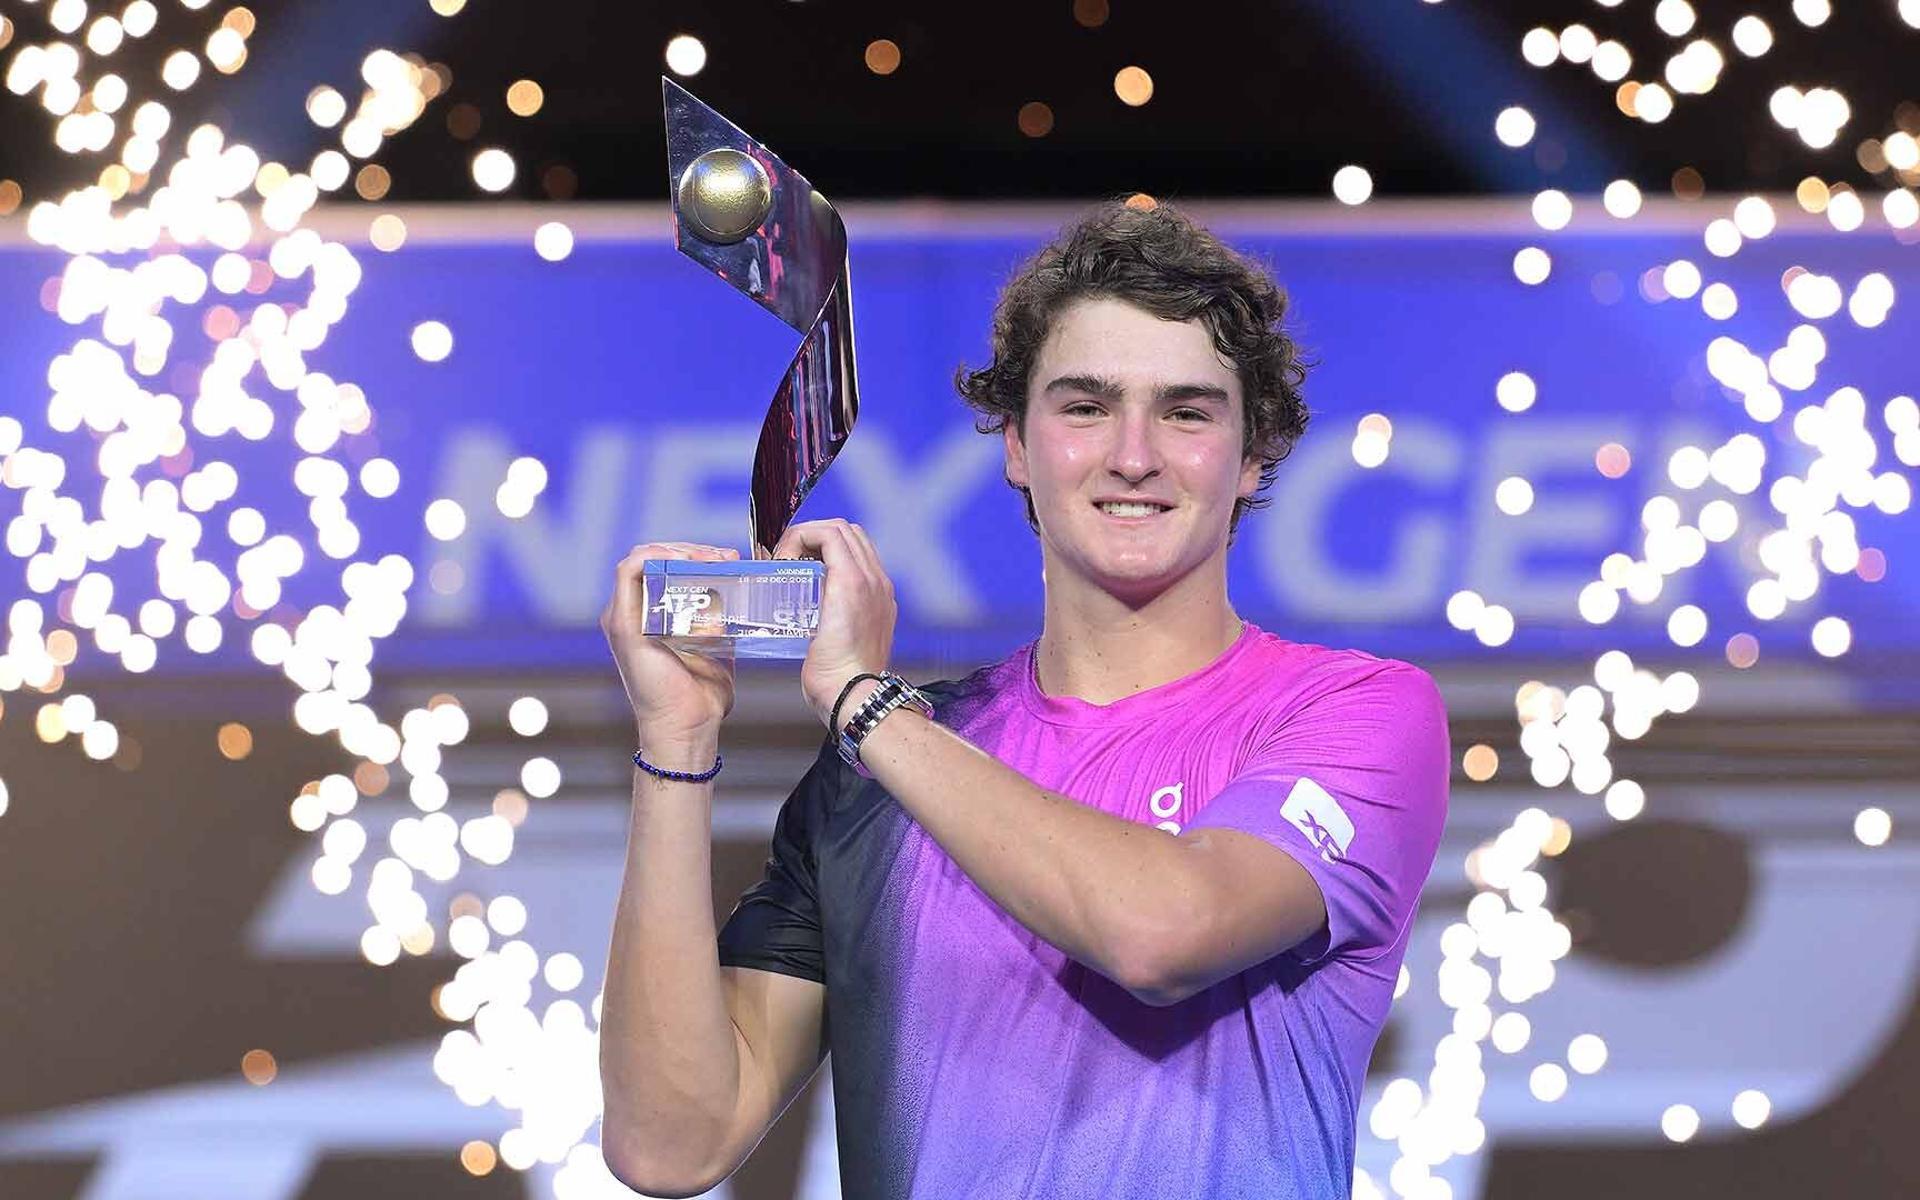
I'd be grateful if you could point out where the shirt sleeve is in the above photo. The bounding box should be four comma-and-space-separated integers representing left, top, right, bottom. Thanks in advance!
1187, 660, 1450, 966
716, 740, 833, 984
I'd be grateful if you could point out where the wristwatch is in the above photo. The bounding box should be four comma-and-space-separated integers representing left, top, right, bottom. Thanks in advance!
836, 671, 933, 768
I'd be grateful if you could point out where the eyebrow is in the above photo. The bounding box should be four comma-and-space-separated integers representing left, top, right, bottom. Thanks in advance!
1042, 374, 1232, 406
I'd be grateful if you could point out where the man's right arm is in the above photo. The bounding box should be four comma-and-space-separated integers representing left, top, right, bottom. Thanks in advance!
598, 728, 828, 1196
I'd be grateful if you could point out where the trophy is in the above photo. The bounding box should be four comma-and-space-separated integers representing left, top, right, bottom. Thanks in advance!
642, 79, 860, 660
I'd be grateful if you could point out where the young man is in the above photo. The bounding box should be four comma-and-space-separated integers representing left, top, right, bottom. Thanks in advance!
598, 201, 1449, 1199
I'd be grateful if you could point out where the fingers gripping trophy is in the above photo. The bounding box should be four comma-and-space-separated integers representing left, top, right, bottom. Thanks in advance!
600, 81, 928, 780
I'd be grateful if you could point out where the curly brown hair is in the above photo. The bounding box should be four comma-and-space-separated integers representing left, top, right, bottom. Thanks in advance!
954, 198, 1312, 538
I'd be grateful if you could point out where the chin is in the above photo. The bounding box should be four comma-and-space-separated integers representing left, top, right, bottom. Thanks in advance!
1042, 513, 1219, 590
1083, 553, 1187, 599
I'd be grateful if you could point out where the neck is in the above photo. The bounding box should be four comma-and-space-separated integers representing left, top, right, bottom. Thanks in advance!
1033, 560, 1244, 706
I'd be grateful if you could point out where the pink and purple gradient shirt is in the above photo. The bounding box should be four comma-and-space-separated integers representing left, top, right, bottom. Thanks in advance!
718, 621, 1450, 1198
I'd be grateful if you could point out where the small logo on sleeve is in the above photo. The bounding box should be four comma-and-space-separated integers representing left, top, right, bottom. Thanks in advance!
1281, 777, 1354, 862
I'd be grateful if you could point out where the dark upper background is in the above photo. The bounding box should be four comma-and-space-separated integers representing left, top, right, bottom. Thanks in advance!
1, 0, 1917, 209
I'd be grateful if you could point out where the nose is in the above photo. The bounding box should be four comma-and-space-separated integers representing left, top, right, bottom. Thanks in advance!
1106, 405, 1163, 486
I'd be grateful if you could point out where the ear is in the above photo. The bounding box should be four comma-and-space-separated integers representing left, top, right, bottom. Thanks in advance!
1004, 420, 1030, 489
1238, 453, 1262, 500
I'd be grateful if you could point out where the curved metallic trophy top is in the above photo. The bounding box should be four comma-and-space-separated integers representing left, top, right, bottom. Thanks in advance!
663, 78, 860, 559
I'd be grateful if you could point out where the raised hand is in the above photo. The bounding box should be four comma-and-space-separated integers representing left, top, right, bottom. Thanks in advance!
600, 542, 740, 742
769, 519, 897, 727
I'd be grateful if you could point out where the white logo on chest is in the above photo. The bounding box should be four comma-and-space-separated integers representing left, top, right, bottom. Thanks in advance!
1147, 781, 1185, 834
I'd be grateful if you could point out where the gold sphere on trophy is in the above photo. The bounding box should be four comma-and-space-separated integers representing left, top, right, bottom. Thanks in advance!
675, 148, 774, 245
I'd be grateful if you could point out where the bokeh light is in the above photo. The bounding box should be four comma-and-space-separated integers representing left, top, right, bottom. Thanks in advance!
1113, 66, 1154, 107
1332, 165, 1373, 206
864, 39, 901, 76
664, 34, 706, 78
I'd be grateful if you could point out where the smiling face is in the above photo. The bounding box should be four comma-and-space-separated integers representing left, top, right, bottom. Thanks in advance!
1005, 295, 1263, 607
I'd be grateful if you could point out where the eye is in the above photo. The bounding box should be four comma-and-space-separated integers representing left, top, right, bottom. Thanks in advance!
1170, 408, 1210, 422
1063, 401, 1104, 416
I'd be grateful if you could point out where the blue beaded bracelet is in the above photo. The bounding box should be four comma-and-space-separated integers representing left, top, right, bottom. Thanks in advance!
632, 749, 723, 782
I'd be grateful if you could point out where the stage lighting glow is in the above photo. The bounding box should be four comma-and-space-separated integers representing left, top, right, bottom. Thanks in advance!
1444, 590, 1484, 632
1796, 175, 1831, 212
1665, 39, 1725, 97
1072, 0, 1110, 28
1825, 187, 1864, 230
519, 755, 561, 799
1733, 195, 1777, 239
1591, 41, 1631, 83
1661, 1103, 1701, 1141
487, 894, 529, 937
450, 914, 490, 958
1731, 1089, 1773, 1128
470, 147, 514, 192
1887, 132, 1920, 171
1513, 246, 1551, 284
1567, 1034, 1609, 1074
1654, 0, 1696, 37
1018, 101, 1054, 138
1665, 604, 1707, 648
411, 319, 454, 362
533, 220, 574, 261
1369, 1077, 1423, 1140
1662, 259, 1701, 299
1529, 1063, 1569, 1102
1557, 25, 1596, 65
1530, 189, 1571, 231
1809, 614, 1852, 656
664, 34, 707, 78
1732, 16, 1773, 57
160, 50, 200, 91
241, 1048, 278, 1086
1462, 745, 1498, 782
361, 925, 402, 967
1494, 106, 1535, 147
1786, 270, 1843, 318
354, 163, 392, 201
1351, 426, 1390, 468
1113, 66, 1153, 107
92, 73, 127, 113
864, 39, 903, 77
1521, 28, 1558, 68
1495, 371, 1537, 412
506, 79, 543, 117
491, 455, 550, 521
206, 27, 247, 75
1885, 189, 1919, 229
49, 0, 86, 37
1792, 0, 1832, 27
1473, 604, 1515, 647
544, 952, 585, 992
1701, 281, 1738, 319
1602, 179, 1642, 218
1494, 476, 1535, 516
508, 696, 549, 736
1332, 165, 1373, 206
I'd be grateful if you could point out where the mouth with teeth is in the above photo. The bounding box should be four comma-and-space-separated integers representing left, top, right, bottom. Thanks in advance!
1096, 501, 1172, 519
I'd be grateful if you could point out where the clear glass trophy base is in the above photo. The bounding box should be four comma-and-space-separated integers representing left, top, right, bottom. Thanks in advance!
641, 558, 823, 661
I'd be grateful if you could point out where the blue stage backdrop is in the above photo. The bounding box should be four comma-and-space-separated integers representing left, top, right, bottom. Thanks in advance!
2, 205, 1916, 682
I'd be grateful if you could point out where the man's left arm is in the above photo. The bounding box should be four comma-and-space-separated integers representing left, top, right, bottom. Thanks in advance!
843, 695, 1328, 1007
